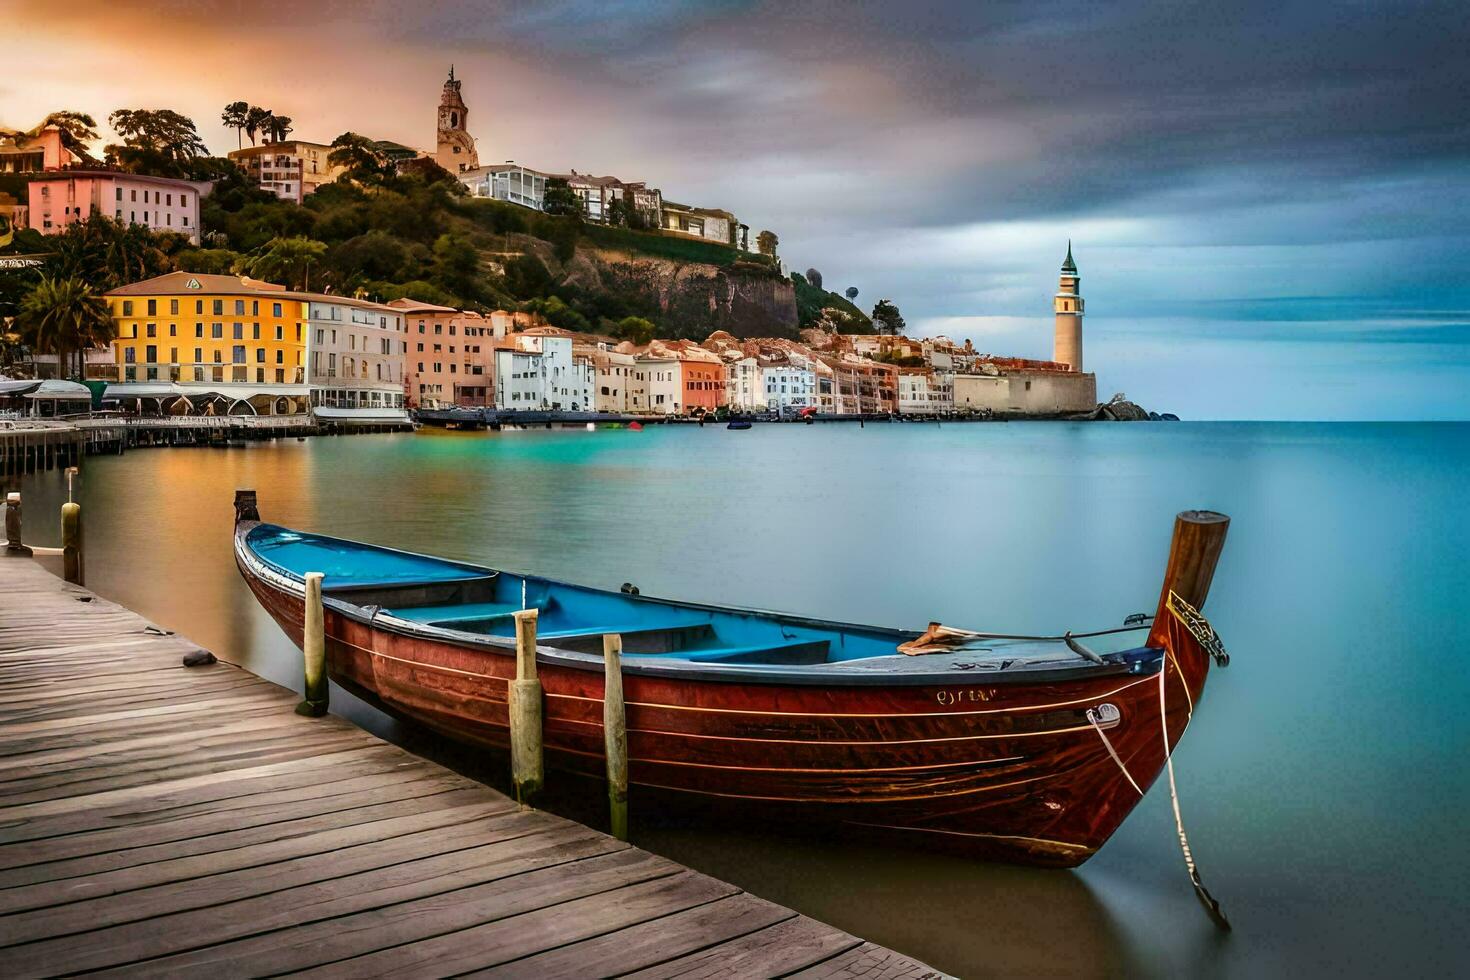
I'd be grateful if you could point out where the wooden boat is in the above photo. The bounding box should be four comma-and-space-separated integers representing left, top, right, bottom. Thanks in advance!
233, 490, 1230, 868
726, 419, 753, 430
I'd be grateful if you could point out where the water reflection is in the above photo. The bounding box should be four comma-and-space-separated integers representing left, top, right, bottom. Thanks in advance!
14, 422, 1469, 978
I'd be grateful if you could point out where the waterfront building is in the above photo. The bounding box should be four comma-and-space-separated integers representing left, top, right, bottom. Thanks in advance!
435, 66, 479, 173
819, 355, 897, 414
660, 202, 737, 245
227, 141, 345, 204
760, 358, 816, 415
28, 172, 207, 244
494, 335, 593, 411
725, 354, 761, 411
389, 298, 498, 409
952, 364, 1095, 416
305, 297, 409, 423
582, 343, 637, 413
104, 272, 309, 416
1054, 242, 1084, 372
897, 368, 954, 414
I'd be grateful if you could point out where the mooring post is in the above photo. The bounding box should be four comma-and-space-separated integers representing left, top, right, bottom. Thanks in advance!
603, 632, 629, 840
5, 493, 31, 557
296, 571, 329, 717
61, 501, 82, 585
509, 608, 544, 807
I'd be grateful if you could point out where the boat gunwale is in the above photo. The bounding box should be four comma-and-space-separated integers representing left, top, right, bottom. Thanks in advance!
235, 520, 1156, 689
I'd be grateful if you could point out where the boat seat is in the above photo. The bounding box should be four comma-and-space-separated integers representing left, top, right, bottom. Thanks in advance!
638, 638, 832, 666
390, 600, 546, 624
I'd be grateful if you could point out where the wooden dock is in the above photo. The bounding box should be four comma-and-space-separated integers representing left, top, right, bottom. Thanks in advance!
0, 558, 944, 978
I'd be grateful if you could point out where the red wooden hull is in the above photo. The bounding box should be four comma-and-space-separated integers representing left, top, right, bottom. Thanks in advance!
241, 564, 1215, 868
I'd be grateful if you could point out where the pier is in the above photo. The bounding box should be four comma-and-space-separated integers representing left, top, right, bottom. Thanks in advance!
0, 556, 943, 977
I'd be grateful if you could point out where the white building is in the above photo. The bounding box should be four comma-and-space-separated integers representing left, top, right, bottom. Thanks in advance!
227, 141, 344, 204
461, 164, 549, 211
660, 202, 736, 245
897, 370, 954, 415
494, 335, 594, 411
760, 360, 816, 415
725, 356, 761, 411
632, 356, 681, 415
27, 171, 208, 244
306, 297, 409, 423
583, 344, 637, 413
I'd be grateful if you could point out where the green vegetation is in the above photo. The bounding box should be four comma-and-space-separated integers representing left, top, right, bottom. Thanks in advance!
105, 109, 209, 177
14, 275, 115, 379
871, 298, 906, 334
791, 273, 873, 332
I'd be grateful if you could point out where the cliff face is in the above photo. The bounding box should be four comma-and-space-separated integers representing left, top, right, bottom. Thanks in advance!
562, 248, 798, 338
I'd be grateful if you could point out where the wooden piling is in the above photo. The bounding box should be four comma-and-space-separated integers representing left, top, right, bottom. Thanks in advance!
603, 632, 629, 840
509, 608, 544, 806
296, 571, 329, 717
61, 501, 83, 585
5, 492, 31, 557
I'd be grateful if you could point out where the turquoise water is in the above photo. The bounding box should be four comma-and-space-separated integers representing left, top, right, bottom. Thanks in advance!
17, 422, 1469, 977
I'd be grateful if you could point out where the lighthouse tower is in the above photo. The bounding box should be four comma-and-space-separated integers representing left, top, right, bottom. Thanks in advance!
435, 66, 479, 173
1053, 242, 1084, 372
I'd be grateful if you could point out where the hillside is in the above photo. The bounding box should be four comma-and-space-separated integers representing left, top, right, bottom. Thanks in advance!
176, 164, 863, 342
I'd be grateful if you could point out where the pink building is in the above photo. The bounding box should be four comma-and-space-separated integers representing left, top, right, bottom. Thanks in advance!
27, 171, 208, 244
0, 127, 75, 174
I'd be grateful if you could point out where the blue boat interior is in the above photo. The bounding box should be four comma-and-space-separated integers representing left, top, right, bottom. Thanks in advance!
245, 524, 1147, 671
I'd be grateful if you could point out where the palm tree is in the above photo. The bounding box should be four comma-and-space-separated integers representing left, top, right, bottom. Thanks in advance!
221, 102, 249, 149
15, 276, 114, 381
234, 237, 326, 291
244, 106, 273, 147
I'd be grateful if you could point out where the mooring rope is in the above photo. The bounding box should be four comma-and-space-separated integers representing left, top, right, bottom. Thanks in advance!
1157, 659, 1232, 931
1086, 708, 1143, 796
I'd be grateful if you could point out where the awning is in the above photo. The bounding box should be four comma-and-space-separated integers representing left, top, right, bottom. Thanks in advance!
104, 382, 310, 401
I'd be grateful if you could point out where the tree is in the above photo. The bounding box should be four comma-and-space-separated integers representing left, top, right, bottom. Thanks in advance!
105, 109, 209, 176
244, 106, 273, 147
805, 268, 823, 290
327, 132, 390, 184
15, 276, 114, 380
10, 111, 101, 163
756, 230, 779, 256
612, 316, 656, 346
47, 217, 174, 292
221, 102, 250, 149
871, 299, 905, 335
542, 178, 584, 219
266, 114, 293, 143
845, 286, 859, 303
234, 236, 327, 290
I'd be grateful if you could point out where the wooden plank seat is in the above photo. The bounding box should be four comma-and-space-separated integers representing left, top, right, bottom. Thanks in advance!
389, 601, 543, 624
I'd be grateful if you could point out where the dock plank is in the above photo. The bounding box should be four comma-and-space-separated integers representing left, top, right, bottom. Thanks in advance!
0, 557, 945, 978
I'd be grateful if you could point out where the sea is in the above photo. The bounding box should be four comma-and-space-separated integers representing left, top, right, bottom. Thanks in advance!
15, 421, 1469, 977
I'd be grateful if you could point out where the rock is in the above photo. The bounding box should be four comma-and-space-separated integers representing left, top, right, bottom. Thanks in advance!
1094, 393, 1151, 421
182, 649, 217, 667
1160, 412, 1180, 421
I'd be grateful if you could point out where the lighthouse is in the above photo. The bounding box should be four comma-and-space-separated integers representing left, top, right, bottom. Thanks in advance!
1053, 242, 1084, 372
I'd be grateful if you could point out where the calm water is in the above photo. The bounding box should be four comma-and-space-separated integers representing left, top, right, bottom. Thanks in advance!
16, 422, 1469, 978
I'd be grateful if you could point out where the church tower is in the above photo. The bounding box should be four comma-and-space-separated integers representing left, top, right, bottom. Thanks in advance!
435, 66, 479, 173
1053, 241, 1084, 372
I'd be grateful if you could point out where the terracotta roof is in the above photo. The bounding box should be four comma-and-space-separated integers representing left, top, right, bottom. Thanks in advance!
387, 297, 459, 313
105, 272, 288, 297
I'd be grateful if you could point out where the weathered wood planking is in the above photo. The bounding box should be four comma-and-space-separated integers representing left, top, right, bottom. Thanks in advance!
0, 559, 946, 978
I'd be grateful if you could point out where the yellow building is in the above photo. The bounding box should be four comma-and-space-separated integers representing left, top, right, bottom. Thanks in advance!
105, 272, 309, 415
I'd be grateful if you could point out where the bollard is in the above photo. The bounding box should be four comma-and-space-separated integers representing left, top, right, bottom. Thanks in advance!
5, 493, 31, 557
509, 609, 544, 806
603, 633, 629, 840
61, 502, 83, 585
296, 572, 329, 717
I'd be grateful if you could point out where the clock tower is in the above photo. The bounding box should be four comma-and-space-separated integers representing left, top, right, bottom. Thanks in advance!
435, 66, 479, 173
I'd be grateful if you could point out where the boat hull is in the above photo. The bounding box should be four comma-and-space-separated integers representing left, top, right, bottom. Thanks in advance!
240, 562, 1214, 867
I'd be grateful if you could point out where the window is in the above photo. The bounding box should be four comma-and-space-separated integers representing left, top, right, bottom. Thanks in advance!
122, 301, 134, 316
256, 348, 265, 363
212, 300, 223, 315
252, 324, 260, 340
194, 348, 202, 363
196, 300, 203, 314
195, 323, 203, 338
147, 299, 157, 316
277, 326, 284, 341
168, 323, 176, 337
276, 350, 283, 364
124, 348, 136, 364
235, 300, 245, 315
146, 323, 156, 338
212, 323, 223, 339
232, 346, 246, 364
115, 187, 122, 201
272, 302, 282, 317
233, 323, 243, 340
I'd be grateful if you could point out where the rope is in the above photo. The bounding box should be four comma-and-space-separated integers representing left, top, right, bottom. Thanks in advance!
1086, 708, 1143, 796
1157, 661, 1232, 931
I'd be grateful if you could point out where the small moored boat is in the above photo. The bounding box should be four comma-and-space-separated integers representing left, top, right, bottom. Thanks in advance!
233, 490, 1230, 867
726, 419, 752, 430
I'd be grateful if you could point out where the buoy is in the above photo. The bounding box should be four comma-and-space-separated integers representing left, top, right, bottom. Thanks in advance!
586, 422, 596, 431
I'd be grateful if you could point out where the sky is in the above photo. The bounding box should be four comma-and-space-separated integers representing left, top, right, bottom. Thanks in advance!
5, 0, 1468, 419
